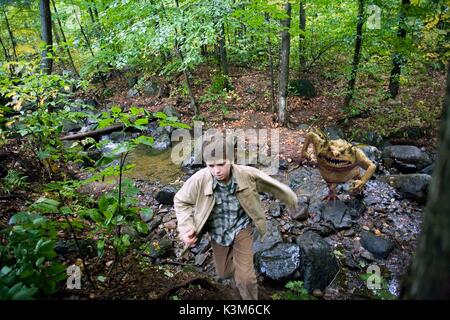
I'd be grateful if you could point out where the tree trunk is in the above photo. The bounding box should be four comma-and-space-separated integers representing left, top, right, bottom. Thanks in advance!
343, 0, 364, 109
218, 22, 229, 76
388, 0, 410, 99
40, 0, 53, 74
3, 8, 17, 61
278, 2, 291, 126
173, 0, 199, 115
0, 34, 10, 61
401, 61, 450, 299
51, 0, 79, 76
299, 0, 306, 75
265, 13, 276, 113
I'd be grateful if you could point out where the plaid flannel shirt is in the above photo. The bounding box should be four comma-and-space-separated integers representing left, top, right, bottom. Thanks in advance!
206, 174, 251, 246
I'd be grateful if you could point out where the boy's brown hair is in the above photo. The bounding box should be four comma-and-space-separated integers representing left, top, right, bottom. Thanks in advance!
201, 132, 235, 163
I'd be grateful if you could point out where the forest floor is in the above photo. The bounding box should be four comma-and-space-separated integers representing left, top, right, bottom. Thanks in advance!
1, 63, 446, 300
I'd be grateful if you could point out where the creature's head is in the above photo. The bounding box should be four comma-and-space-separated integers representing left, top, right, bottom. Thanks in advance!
315, 133, 357, 169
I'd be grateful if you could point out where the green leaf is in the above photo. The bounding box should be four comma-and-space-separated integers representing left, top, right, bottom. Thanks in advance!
153, 111, 167, 119
133, 135, 154, 146
97, 275, 107, 282
136, 220, 149, 234
32, 197, 60, 214
134, 118, 148, 126
97, 118, 115, 129
37, 150, 50, 160
111, 106, 122, 114
140, 208, 153, 221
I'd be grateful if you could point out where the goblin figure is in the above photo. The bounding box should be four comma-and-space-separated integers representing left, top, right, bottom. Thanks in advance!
300, 130, 376, 201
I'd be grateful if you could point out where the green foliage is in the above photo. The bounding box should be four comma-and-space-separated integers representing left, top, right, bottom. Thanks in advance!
360, 272, 396, 300
272, 281, 316, 300
1, 169, 28, 194
0, 209, 66, 299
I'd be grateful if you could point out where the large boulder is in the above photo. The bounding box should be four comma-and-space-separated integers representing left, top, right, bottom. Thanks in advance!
355, 144, 382, 165
296, 231, 339, 292
288, 79, 316, 98
160, 105, 180, 118
382, 145, 431, 173
360, 231, 394, 259
142, 80, 160, 96
255, 243, 301, 281
324, 125, 344, 140
379, 174, 431, 203
155, 186, 178, 205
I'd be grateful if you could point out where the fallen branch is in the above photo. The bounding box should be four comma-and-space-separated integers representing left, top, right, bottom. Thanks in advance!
60, 124, 124, 141
157, 277, 217, 300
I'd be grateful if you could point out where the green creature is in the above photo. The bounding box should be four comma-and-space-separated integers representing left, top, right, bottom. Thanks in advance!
300, 130, 376, 201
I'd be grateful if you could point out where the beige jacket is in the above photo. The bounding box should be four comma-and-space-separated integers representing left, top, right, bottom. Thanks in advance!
174, 164, 298, 240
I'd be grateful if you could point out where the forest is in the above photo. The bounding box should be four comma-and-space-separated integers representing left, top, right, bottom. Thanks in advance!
0, 0, 449, 301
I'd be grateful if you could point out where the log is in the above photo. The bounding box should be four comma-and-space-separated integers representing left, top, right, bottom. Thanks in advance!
60, 124, 124, 141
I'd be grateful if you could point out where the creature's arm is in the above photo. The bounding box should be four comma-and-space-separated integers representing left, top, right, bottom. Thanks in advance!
349, 148, 376, 192
300, 132, 325, 161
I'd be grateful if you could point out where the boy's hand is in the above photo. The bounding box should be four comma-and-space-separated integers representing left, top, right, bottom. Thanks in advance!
181, 229, 198, 247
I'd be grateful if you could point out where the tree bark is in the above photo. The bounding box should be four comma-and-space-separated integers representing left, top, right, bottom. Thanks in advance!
265, 13, 276, 113
343, 0, 364, 109
0, 34, 10, 61
401, 61, 450, 299
218, 22, 229, 76
278, 2, 291, 126
40, 0, 53, 74
3, 8, 17, 61
299, 0, 306, 74
388, 0, 410, 99
60, 124, 124, 141
51, 0, 79, 76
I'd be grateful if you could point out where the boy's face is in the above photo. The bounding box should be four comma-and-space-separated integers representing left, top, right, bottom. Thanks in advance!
206, 159, 232, 183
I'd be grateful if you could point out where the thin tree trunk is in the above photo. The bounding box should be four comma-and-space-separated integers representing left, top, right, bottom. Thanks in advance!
299, 0, 306, 75
51, 0, 79, 76
401, 61, 450, 299
3, 8, 17, 61
0, 34, 10, 61
343, 0, 364, 108
265, 13, 276, 113
218, 22, 229, 76
388, 0, 410, 99
278, 2, 291, 126
173, 0, 199, 115
40, 0, 53, 74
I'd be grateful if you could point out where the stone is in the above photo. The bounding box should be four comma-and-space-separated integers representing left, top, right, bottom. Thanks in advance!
324, 125, 344, 140
148, 238, 173, 258
253, 220, 283, 255
382, 145, 431, 172
320, 199, 365, 230
356, 144, 382, 164
360, 231, 394, 259
420, 164, 434, 175
379, 174, 431, 203
163, 220, 177, 229
191, 237, 210, 254
127, 88, 139, 98
62, 119, 83, 133
147, 216, 162, 233
360, 131, 384, 148
289, 195, 310, 221
288, 79, 316, 98
152, 133, 171, 151
296, 231, 340, 292
269, 201, 282, 218
255, 243, 301, 281
160, 105, 180, 118
155, 186, 178, 205
195, 253, 208, 266
142, 80, 160, 96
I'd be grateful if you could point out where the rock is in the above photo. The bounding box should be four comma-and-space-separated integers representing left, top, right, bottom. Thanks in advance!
147, 216, 162, 233
54, 239, 97, 258
155, 186, 178, 205
152, 133, 171, 151
158, 85, 170, 98
140, 210, 154, 223
278, 159, 289, 171
356, 144, 381, 164
288, 79, 316, 98
126, 75, 138, 88
269, 201, 282, 218
360, 231, 394, 259
420, 164, 434, 175
320, 199, 365, 230
298, 124, 310, 131
255, 243, 301, 281
304, 223, 334, 237
163, 220, 177, 229
148, 238, 173, 258
253, 220, 283, 255
289, 195, 310, 221
191, 237, 210, 254
142, 80, 160, 96
160, 105, 180, 118
127, 88, 139, 98
343, 230, 355, 237
379, 174, 431, 203
324, 125, 344, 140
312, 289, 324, 298
195, 253, 208, 266
62, 119, 83, 133
360, 250, 376, 261
382, 145, 431, 172
296, 231, 339, 292
360, 131, 384, 148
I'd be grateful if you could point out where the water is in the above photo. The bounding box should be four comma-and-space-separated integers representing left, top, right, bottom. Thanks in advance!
125, 145, 184, 184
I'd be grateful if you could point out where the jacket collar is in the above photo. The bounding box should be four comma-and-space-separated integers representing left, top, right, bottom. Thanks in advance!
204, 164, 250, 196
